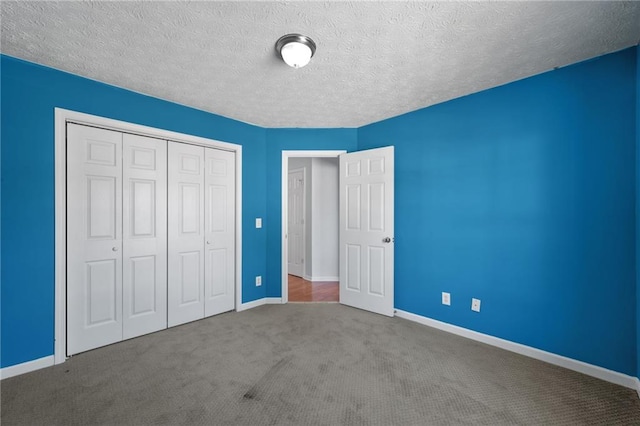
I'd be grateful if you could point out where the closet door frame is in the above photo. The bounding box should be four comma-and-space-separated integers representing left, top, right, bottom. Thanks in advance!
54, 108, 243, 365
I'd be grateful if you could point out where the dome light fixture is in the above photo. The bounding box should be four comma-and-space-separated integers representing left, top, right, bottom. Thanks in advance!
275, 34, 316, 69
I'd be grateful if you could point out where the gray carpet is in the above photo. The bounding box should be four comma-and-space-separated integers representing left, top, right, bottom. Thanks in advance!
1, 304, 639, 425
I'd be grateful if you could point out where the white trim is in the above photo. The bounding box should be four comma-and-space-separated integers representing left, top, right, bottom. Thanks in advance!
54, 108, 243, 365
237, 297, 283, 312
0, 356, 54, 380
54, 109, 67, 365
303, 275, 340, 282
281, 150, 346, 304
635, 377, 640, 399
234, 146, 243, 317
238, 298, 267, 311
395, 309, 638, 390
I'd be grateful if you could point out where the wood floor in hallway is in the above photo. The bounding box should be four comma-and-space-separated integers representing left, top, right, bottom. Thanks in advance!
288, 275, 339, 302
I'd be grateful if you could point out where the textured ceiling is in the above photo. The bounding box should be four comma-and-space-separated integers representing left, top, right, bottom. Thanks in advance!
2, 1, 639, 128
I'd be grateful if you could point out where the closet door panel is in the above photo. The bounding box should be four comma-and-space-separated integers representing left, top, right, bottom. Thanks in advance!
168, 142, 205, 326
67, 124, 123, 356
122, 133, 167, 339
204, 148, 236, 317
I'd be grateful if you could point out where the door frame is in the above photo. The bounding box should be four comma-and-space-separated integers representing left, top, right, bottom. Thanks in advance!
281, 150, 345, 303
287, 167, 306, 278
54, 108, 243, 364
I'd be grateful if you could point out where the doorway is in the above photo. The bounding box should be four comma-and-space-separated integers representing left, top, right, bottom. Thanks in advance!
281, 151, 345, 303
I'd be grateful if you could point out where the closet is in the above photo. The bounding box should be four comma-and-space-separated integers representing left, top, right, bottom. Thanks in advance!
167, 142, 235, 326
66, 123, 235, 356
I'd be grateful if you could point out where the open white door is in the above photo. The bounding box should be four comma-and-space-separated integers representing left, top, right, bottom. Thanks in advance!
339, 146, 394, 317
287, 168, 305, 278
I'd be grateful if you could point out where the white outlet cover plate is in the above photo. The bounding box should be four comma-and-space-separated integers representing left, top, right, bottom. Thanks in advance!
442, 292, 451, 306
256, 276, 262, 286
471, 298, 481, 312
256, 218, 262, 228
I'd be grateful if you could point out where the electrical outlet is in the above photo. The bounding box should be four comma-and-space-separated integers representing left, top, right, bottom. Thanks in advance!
256, 218, 262, 228
255, 276, 262, 286
471, 298, 481, 312
442, 292, 451, 306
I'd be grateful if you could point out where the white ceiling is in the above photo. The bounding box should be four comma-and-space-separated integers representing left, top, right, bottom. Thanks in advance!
2, 1, 639, 128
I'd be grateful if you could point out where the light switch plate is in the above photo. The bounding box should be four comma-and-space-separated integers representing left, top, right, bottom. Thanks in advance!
256, 276, 262, 286
256, 218, 262, 228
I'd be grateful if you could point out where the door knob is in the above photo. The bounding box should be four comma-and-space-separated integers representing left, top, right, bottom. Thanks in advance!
112, 247, 119, 252
382, 237, 391, 243
206, 241, 211, 245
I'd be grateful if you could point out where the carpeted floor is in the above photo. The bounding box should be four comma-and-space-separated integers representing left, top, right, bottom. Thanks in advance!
1, 304, 639, 425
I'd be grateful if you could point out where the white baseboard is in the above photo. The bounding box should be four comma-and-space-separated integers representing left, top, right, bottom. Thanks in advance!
395, 309, 638, 391
635, 377, 640, 399
237, 298, 266, 311
303, 275, 339, 282
0, 356, 54, 380
238, 297, 283, 312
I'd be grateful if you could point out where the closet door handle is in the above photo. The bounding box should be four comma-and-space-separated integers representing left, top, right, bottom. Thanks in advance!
112, 246, 119, 252
206, 241, 211, 245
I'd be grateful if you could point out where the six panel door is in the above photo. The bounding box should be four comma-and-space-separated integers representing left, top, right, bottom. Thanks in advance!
339, 146, 395, 317
67, 124, 124, 355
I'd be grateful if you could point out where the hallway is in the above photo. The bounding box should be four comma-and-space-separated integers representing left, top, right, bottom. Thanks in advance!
288, 275, 338, 302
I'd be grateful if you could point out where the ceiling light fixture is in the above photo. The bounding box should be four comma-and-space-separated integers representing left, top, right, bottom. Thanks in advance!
275, 34, 316, 69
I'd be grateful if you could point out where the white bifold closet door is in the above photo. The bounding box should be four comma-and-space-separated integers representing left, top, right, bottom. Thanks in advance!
203, 147, 236, 317
122, 133, 168, 339
167, 142, 205, 327
67, 124, 167, 356
167, 142, 235, 327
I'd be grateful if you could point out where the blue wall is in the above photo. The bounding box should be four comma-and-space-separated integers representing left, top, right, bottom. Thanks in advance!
264, 129, 358, 297
0, 55, 267, 368
359, 48, 638, 375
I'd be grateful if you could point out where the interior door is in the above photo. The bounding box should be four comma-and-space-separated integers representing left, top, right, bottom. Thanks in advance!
339, 146, 394, 317
204, 148, 236, 317
122, 133, 168, 339
67, 123, 123, 355
287, 168, 305, 278
167, 142, 205, 327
